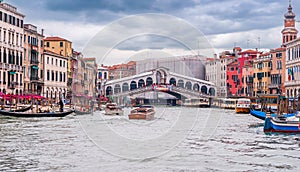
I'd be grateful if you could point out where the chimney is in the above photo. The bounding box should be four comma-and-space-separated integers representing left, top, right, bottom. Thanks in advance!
41, 29, 44, 36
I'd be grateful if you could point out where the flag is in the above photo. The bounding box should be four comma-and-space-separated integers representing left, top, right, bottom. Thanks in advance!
298, 117, 300, 129
99, 72, 102, 79
288, 68, 291, 81
292, 67, 295, 80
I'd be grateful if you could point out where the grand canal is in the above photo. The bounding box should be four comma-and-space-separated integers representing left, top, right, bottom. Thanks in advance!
0, 107, 299, 171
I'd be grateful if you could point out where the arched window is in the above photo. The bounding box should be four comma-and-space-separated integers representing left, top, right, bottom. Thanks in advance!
122, 83, 129, 92
114, 84, 121, 93
138, 79, 145, 88
130, 81, 137, 90
178, 80, 184, 88
146, 77, 153, 86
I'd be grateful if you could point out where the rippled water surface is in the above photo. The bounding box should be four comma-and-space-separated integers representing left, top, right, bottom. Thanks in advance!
0, 107, 299, 171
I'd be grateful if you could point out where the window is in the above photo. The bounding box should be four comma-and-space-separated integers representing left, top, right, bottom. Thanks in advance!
55, 71, 58, 81
51, 58, 53, 65
56, 59, 57, 66
60, 60, 62, 67
47, 70, 50, 80
52, 71, 54, 81
60, 42, 63, 47
60, 72, 62, 82
41, 70, 43, 79
46, 42, 49, 47
47, 57, 49, 64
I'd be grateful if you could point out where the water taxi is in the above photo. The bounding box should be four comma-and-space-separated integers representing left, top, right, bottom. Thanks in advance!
235, 98, 251, 113
128, 105, 155, 120
104, 103, 124, 115
184, 98, 210, 108
221, 98, 237, 109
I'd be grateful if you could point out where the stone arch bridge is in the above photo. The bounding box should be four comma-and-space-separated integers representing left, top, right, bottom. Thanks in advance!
104, 67, 216, 101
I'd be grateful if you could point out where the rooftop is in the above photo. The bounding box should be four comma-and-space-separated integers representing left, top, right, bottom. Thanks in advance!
44, 36, 71, 42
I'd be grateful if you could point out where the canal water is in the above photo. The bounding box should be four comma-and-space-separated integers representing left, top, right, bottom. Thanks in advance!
0, 107, 299, 171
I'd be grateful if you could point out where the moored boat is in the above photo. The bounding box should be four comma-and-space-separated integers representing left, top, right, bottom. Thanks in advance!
264, 112, 300, 133
235, 98, 251, 113
221, 98, 237, 109
184, 98, 210, 108
0, 109, 75, 118
104, 103, 124, 115
75, 108, 92, 115
128, 105, 155, 120
250, 109, 295, 120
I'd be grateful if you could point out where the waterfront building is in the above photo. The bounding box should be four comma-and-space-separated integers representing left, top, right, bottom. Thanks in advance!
97, 64, 109, 97
241, 59, 254, 97
71, 52, 97, 105
136, 55, 205, 80
23, 24, 44, 95
82, 58, 97, 98
226, 49, 259, 96
0, 2, 24, 94
44, 36, 73, 96
108, 61, 136, 80
253, 52, 272, 96
269, 47, 286, 94
43, 50, 68, 101
285, 38, 300, 97
205, 51, 235, 97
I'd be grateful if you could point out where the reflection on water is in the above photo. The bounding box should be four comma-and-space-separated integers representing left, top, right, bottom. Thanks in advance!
0, 107, 299, 171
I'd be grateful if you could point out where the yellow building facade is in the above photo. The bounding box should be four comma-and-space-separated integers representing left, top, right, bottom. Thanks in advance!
44, 36, 73, 95
253, 53, 272, 96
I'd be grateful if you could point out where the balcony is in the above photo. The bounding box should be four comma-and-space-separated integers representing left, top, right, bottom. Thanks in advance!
284, 80, 300, 87
268, 84, 280, 89
30, 76, 39, 81
30, 59, 39, 65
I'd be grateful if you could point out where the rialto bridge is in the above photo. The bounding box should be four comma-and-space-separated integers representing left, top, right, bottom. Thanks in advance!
104, 67, 216, 102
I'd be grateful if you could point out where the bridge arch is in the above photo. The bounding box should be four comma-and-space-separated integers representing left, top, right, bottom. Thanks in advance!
169, 78, 176, 86
114, 84, 121, 94
193, 83, 200, 91
122, 83, 129, 92
201, 85, 207, 94
178, 79, 184, 88
185, 81, 192, 90
138, 79, 145, 88
146, 77, 153, 86
209, 87, 216, 96
106, 86, 113, 96
130, 81, 137, 90
156, 69, 167, 84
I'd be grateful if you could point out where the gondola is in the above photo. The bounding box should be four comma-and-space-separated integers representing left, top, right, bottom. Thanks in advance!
0, 109, 75, 118
75, 109, 93, 115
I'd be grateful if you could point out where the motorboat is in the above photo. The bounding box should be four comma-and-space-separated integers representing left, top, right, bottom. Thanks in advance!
264, 112, 300, 133
235, 98, 251, 113
128, 105, 155, 120
104, 103, 124, 115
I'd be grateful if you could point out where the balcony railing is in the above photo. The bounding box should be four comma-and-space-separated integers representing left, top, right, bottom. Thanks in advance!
30, 59, 39, 65
268, 84, 281, 89
30, 76, 39, 81
284, 80, 300, 87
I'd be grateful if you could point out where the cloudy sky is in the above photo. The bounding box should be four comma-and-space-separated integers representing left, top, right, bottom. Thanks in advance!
6, 0, 300, 65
